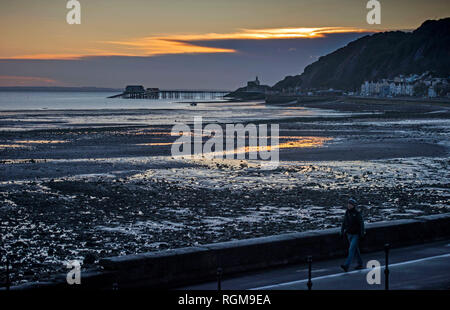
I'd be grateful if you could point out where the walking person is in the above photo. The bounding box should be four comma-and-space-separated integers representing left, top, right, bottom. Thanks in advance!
340, 198, 365, 272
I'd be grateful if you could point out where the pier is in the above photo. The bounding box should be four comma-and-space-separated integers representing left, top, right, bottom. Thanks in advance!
108, 85, 230, 100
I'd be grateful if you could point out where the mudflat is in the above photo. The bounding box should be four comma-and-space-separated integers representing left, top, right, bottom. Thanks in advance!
0, 97, 449, 284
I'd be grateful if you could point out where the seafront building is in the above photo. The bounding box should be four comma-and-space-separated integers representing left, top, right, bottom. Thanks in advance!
360, 72, 449, 98
361, 78, 414, 97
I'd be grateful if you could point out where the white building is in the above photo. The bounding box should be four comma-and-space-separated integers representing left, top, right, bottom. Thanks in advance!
428, 86, 437, 98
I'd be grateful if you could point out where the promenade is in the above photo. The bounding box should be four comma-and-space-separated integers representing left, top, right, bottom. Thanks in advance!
181, 240, 450, 290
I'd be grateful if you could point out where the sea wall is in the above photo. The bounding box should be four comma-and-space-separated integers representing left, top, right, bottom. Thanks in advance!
10, 213, 450, 289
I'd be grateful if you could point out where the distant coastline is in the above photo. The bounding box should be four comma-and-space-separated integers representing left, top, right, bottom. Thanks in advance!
0, 86, 122, 92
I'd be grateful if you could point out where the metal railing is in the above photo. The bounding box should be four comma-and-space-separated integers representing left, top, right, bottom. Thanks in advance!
305, 243, 391, 290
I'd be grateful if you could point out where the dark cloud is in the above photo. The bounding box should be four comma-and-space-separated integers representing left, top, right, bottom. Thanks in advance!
0, 33, 369, 89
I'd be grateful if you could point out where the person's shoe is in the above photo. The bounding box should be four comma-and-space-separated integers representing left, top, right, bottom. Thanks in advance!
354, 265, 364, 270
340, 264, 349, 272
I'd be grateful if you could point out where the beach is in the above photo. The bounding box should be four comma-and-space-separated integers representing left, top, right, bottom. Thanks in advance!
1, 95, 449, 284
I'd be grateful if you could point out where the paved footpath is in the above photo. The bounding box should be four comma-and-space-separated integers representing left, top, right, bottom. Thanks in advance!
181, 240, 450, 290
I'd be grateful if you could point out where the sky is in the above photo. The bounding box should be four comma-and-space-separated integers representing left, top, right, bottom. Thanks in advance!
0, 0, 449, 89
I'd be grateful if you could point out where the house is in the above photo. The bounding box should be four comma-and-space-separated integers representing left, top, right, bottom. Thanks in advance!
361, 81, 370, 96
428, 86, 437, 98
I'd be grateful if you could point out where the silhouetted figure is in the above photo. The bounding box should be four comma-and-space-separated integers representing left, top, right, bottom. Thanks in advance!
340, 198, 365, 272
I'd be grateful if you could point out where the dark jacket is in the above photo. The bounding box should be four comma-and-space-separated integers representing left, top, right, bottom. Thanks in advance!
341, 208, 365, 237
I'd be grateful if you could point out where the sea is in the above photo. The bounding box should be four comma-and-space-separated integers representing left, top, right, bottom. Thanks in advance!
0, 91, 352, 131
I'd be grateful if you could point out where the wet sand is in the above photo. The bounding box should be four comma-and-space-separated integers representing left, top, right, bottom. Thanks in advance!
0, 97, 449, 284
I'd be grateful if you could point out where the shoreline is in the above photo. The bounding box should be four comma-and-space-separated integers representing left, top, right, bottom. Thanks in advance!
1, 97, 449, 285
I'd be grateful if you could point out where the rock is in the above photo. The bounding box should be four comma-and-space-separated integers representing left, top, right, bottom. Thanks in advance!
158, 243, 170, 250
84, 253, 96, 265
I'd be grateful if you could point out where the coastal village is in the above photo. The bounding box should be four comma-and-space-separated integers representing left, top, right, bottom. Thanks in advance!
110, 73, 450, 101
359, 72, 450, 98
240, 73, 450, 99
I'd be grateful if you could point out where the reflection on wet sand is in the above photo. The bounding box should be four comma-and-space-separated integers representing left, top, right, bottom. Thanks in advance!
0, 140, 67, 149
0, 144, 28, 149
137, 142, 182, 146
14, 140, 67, 144
228, 136, 332, 157
173, 136, 332, 159
277, 137, 332, 148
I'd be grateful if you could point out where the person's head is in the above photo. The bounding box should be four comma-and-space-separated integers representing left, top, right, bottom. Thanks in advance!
347, 198, 357, 210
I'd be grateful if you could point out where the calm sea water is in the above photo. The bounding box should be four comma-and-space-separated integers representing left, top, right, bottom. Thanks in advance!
0, 91, 354, 131
0, 91, 197, 110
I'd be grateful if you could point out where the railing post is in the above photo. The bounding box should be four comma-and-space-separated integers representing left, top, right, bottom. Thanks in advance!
384, 243, 390, 290
307, 256, 313, 290
217, 267, 223, 291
